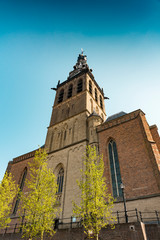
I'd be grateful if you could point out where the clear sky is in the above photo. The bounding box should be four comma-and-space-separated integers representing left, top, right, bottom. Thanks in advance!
0, 0, 160, 181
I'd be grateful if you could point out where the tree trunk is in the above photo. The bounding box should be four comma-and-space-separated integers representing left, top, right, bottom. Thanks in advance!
41, 231, 44, 240
96, 233, 98, 240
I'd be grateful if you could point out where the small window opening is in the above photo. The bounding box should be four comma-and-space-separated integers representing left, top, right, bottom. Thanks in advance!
89, 81, 92, 94
68, 84, 73, 98
77, 79, 83, 93
95, 88, 98, 102
58, 89, 64, 103
100, 95, 103, 109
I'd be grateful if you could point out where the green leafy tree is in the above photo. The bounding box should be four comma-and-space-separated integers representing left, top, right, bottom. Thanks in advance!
0, 172, 18, 229
20, 148, 60, 240
73, 145, 115, 240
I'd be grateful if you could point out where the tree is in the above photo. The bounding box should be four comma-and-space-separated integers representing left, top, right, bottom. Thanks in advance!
73, 145, 115, 240
20, 148, 60, 240
0, 172, 18, 229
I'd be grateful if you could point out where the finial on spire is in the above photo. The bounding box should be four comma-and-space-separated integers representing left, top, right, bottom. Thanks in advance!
81, 48, 84, 55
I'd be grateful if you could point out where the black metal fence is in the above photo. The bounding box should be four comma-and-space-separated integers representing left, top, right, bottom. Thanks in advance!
1, 209, 159, 235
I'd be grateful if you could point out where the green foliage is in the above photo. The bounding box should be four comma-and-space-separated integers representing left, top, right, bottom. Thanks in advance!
20, 148, 60, 240
0, 173, 18, 229
73, 145, 115, 239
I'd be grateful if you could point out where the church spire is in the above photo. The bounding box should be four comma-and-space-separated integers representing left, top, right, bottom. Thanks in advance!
68, 51, 89, 79
75, 50, 88, 70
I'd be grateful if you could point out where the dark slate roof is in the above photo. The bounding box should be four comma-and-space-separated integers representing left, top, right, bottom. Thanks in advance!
106, 111, 127, 122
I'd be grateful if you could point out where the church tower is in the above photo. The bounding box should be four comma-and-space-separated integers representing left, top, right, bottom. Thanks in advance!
45, 52, 106, 218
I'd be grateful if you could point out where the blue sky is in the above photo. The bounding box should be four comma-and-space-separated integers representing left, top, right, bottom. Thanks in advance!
0, 0, 160, 180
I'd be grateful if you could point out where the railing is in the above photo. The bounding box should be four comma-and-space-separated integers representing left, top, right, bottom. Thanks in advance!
139, 210, 160, 224
114, 209, 139, 224
0, 209, 159, 235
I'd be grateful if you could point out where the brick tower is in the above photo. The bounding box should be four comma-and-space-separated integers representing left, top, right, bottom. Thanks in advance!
45, 52, 105, 218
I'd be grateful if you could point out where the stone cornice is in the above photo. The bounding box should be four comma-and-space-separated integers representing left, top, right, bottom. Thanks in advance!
56, 68, 104, 96
48, 138, 88, 155
97, 109, 145, 132
115, 193, 160, 203
12, 145, 45, 164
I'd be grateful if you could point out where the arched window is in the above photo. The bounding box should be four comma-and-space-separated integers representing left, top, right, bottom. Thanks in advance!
95, 88, 98, 102
57, 168, 64, 193
108, 140, 122, 198
13, 168, 27, 215
68, 84, 73, 98
89, 80, 92, 94
77, 79, 83, 93
100, 95, 103, 109
58, 89, 64, 103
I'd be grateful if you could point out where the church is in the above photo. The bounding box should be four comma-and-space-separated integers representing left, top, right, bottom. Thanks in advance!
5, 52, 160, 225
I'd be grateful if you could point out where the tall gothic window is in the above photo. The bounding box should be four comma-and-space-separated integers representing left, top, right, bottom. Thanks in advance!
57, 168, 64, 193
89, 80, 92, 94
95, 88, 98, 102
13, 168, 27, 215
58, 89, 64, 103
77, 79, 83, 93
108, 140, 122, 198
68, 84, 73, 98
100, 95, 103, 109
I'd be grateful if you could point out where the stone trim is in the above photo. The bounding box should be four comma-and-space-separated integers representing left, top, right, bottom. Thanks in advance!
13, 149, 37, 164
115, 193, 160, 203
97, 109, 145, 133
150, 124, 158, 130
48, 139, 89, 155
48, 109, 90, 129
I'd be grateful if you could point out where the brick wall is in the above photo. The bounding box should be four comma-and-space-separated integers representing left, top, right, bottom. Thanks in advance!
97, 110, 160, 200
150, 125, 160, 153
0, 223, 160, 240
6, 150, 37, 218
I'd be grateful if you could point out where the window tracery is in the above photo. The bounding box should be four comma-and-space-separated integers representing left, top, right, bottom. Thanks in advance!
108, 140, 122, 198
